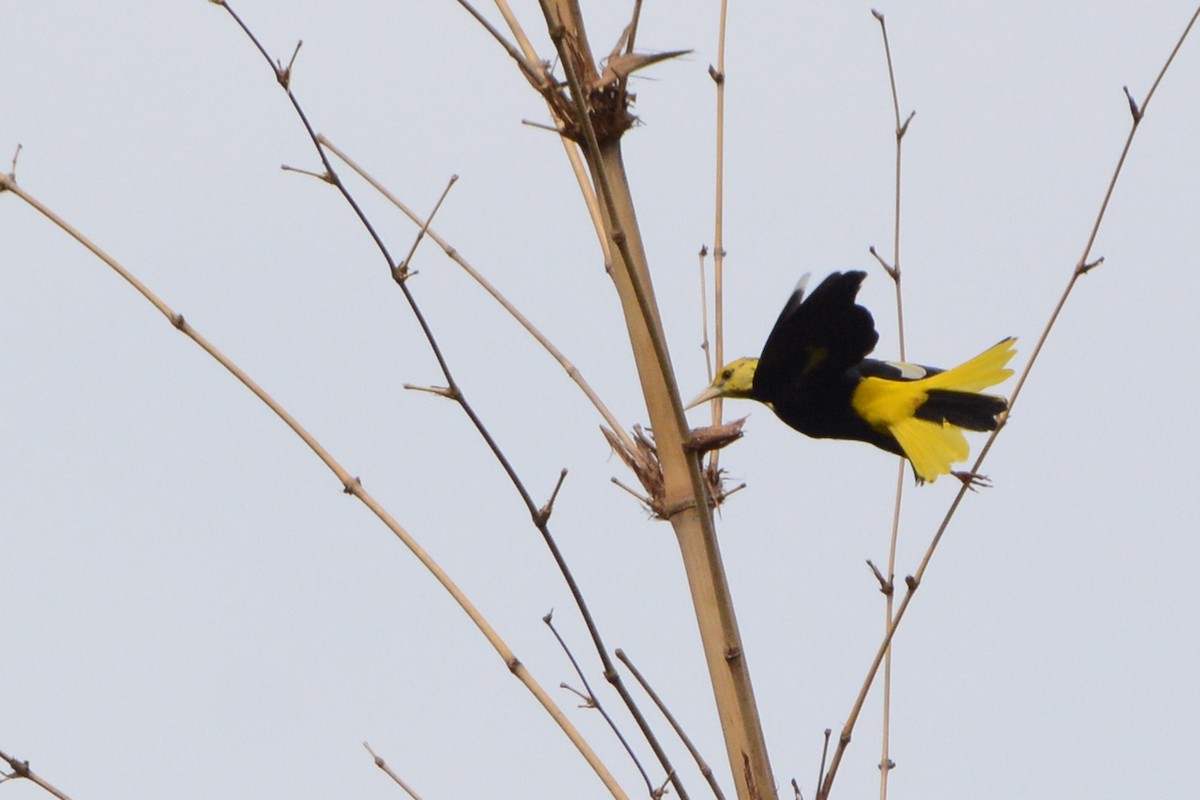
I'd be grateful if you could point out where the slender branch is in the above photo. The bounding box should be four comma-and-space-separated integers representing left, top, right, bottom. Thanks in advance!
316, 135, 637, 456
817, 9, 1200, 797
698, 246, 714, 383
536, 468, 569, 525
869, 12, 911, 800
363, 742, 425, 800
545, 614, 658, 797
0, 747, 74, 800
699, 0, 732, 489
395, 174, 458, 280
473, 0, 613, 263
611, 476, 653, 506
816, 729, 831, 796
492, 0, 542, 65
617, 648, 729, 800
6, 143, 23, 178
546, 10, 675, 404
625, 0, 645, 56
708, 0, 731, 443
453, 0, 543, 88
870, 9, 912, 358
878, 458, 904, 800
216, 3, 398, 271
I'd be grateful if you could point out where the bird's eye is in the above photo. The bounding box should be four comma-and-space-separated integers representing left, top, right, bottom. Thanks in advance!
721, 368, 733, 380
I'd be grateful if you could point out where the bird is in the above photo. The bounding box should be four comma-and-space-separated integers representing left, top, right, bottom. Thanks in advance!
686, 271, 1016, 483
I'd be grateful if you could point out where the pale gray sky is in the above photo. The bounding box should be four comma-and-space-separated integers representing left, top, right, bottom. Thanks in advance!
3, 2, 1199, 799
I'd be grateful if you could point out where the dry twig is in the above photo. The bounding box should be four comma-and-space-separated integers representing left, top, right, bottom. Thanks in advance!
363, 742, 425, 800
0, 747, 74, 800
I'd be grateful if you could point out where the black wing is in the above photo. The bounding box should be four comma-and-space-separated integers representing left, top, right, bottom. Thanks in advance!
752, 271, 879, 400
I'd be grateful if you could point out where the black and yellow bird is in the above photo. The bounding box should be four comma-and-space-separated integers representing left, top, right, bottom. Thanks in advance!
687, 271, 1016, 483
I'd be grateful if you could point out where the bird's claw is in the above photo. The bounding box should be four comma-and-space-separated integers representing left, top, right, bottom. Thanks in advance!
952, 470, 992, 491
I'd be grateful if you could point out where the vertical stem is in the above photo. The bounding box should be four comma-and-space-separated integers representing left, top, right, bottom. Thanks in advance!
711, 0, 729, 432
879, 462, 903, 800
871, 12, 912, 800
594, 143, 777, 800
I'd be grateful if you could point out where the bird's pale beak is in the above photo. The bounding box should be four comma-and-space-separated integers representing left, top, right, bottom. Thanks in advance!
684, 384, 723, 411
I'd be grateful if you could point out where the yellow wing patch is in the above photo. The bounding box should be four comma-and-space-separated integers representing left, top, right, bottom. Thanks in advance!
853, 376, 928, 430
851, 338, 1016, 482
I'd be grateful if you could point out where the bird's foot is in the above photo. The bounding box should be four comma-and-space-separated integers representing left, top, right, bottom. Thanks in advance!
952, 470, 992, 491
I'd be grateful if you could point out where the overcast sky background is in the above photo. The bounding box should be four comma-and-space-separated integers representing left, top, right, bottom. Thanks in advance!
3, 2, 1199, 799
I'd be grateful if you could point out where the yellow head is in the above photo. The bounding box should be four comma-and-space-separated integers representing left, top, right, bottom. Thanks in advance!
685, 358, 760, 409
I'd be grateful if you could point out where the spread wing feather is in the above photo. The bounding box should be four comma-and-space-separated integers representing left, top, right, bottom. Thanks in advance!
753, 271, 879, 399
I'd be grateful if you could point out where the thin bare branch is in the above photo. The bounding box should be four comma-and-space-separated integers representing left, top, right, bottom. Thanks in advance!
403, 383, 456, 399
467, 1, 613, 289
522, 118, 564, 133
626, 0, 645, 56
363, 742, 425, 800
0, 747, 74, 800
395, 174, 458, 281
877, 460, 904, 800
317, 135, 637, 456
870, 9, 911, 359
864, 558, 890, 594
698, 246, 714, 382
617, 649, 729, 800
544, 15, 672, 396
280, 162, 331, 182
545, 615, 660, 797
491, 0, 541, 65
708, 0, 731, 446
536, 468, 570, 526
869, 13, 911, 800
454, 0, 544, 87
5, 143, 22, 180
817, 728, 832, 795
610, 475, 654, 508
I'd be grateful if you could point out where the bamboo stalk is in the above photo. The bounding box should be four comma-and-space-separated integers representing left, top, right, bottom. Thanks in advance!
535, 3, 777, 793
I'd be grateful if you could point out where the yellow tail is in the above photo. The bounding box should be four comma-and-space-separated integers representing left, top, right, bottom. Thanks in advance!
855, 338, 1016, 482
921, 337, 1018, 394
